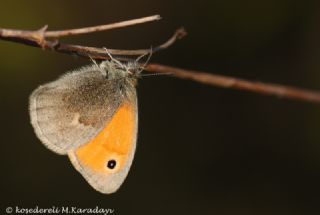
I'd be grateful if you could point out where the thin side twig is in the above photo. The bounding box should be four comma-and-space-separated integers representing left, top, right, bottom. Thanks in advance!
0, 15, 160, 40
44, 15, 161, 37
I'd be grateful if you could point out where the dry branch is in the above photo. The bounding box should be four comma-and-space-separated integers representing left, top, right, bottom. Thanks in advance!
44, 15, 161, 38
1, 16, 320, 105
145, 64, 320, 104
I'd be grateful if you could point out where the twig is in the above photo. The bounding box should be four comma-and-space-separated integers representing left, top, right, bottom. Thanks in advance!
44, 15, 161, 38
1, 17, 320, 105
0, 15, 160, 39
152, 27, 187, 52
145, 64, 320, 104
0, 22, 185, 59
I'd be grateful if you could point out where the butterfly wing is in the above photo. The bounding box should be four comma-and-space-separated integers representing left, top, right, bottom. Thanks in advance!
29, 65, 122, 154
68, 101, 138, 194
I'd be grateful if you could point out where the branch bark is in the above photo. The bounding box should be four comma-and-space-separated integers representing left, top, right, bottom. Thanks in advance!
1, 16, 320, 105
145, 64, 320, 104
44, 15, 161, 38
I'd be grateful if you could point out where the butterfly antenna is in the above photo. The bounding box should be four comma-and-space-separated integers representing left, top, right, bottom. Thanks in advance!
89, 56, 99, 67
103, 47, 125, 69
137, 47, 153, 73
89, 55, 106, 75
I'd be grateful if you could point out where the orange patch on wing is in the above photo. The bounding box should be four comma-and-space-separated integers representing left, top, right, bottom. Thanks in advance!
75, 102, 136, 173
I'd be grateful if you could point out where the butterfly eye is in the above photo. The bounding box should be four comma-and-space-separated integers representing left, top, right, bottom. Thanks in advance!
107, 159, 117, 169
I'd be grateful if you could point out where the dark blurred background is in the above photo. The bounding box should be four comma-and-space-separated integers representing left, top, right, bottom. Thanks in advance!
1, 0, 320, 214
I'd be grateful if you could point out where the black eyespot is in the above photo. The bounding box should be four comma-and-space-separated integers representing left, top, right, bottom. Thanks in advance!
107, 160, 117, 169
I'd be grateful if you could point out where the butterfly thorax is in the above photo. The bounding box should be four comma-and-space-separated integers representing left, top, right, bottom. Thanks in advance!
99, 60, 139, 100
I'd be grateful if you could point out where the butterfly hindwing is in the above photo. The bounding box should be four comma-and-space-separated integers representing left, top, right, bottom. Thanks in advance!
68, 101, 138, 194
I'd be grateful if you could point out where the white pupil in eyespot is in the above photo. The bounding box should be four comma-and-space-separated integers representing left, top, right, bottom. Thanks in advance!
107, 160, 117, 169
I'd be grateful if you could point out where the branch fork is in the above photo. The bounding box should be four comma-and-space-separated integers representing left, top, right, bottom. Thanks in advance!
1, 15, 320, 105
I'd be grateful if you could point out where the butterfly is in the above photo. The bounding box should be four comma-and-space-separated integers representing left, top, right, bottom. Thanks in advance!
29, 57, 141, 194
